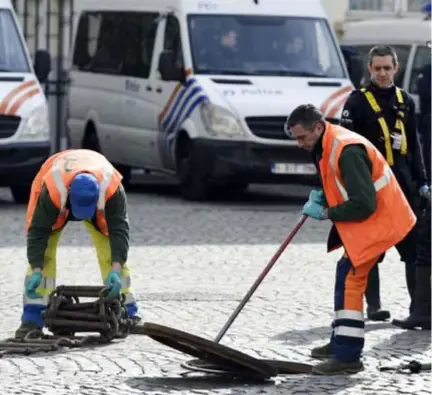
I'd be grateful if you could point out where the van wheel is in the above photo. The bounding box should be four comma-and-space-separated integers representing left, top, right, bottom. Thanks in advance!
82, 126, 101, 153
177, 141, 210, 201
10, 185, 31, 204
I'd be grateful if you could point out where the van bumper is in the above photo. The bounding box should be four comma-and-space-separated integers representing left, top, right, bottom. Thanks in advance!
0, 141, 50, 186
192, 138, 320, 185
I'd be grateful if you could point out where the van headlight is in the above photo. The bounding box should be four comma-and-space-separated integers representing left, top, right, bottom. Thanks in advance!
200, 103, 245, 138
16, 105, 50, 140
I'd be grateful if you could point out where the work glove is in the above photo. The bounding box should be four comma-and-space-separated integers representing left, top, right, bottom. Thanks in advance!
309, 189, 327, 206
25, 271, 42, 299
302, 200, 327, 220
104, 270, 122, 299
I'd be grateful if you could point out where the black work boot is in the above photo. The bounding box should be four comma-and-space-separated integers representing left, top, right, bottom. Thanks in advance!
311, 342, 333, 359
392, 266, 431, 330
365, 263, 391, 321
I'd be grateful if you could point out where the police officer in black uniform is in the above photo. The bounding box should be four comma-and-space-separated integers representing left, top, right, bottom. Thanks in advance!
340, 45, 430, 321
416, 61, 431, 183
391, 42, 432, 330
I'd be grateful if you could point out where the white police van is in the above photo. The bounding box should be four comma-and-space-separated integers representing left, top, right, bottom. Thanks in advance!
66, 0, 361, 200
0, 0, 51, 202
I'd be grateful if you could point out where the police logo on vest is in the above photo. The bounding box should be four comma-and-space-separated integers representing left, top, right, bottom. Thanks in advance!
391, 132, 402, 150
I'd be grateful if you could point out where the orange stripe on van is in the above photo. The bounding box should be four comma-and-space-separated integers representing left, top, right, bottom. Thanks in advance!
0, 80, 38, 114
158, 69, 193, 122
320, 86, 352, 116
7, 88, 41, 115
158, 83, 183, 122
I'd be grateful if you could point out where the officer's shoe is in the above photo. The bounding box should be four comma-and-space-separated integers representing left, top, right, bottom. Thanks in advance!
367, 307, 391, 321
312, 358, 364, 375
15, 322, 43, 339
391, 315, 431, 330
311, 342, 333, 359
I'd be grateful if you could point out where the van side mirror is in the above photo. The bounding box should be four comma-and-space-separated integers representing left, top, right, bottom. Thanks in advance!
340, 45, 364, 89
158, 50, 185, 83
34, 49, 52, 84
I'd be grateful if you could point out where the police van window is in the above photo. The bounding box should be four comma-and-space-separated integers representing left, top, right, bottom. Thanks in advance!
164, 15, 184, 69
187, 14, 345, 78
409, 45, 431, 94
0, 9, 30, 72
72, 12, 102, 70
353, 44, 411, 87
121, 12, 159, 79
72, 12, 124, 74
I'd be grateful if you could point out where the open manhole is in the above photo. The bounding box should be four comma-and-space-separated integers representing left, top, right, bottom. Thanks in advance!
141, 322, 313, 379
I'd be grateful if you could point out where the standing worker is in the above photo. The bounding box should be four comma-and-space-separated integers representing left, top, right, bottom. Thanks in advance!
285, 104, 416, 375
16, 149, 143, 339
340, 45, 429, 320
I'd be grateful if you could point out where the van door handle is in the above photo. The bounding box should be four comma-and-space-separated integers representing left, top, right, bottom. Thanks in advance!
156, 87, 163, 93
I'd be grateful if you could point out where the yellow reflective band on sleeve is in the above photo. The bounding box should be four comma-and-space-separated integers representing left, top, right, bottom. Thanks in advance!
362, 89, 394, 166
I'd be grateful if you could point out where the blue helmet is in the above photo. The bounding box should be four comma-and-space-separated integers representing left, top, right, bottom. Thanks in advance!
422, 1, 431, 13
69, 173, 100, 220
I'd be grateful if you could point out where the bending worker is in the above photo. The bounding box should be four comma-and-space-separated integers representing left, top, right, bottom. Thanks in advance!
340, 45, 429, 320
285, 104, 416, 375
16, 149, 142, 339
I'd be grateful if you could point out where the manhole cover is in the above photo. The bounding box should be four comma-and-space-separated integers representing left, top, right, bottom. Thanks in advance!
182, 358, 313, 375
142, 322, 277, 380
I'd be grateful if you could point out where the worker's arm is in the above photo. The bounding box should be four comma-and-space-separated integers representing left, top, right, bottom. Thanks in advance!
105, 183, 130, 269
405, 94, 428, 188
339, 90, 364, 132
27, 185, 60, 270
327, 144, 377, 222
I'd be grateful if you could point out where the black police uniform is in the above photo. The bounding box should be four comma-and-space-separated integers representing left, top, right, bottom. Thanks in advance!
340, 81, 428, 319
416, 62, 431, 183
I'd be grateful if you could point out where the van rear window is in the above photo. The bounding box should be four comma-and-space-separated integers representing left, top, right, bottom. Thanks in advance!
0, 9, 30, 73
187, 14, 346, 79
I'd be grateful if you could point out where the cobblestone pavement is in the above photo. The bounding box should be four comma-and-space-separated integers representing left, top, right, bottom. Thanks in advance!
0, 183, 430, 395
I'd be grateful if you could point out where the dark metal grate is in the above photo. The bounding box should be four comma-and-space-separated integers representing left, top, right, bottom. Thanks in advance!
0, 115, 21, 138
245, 116, 340, 140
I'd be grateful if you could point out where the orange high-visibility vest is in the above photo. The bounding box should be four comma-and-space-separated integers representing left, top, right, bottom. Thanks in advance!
25, 149, 123, 235
320, 122, 416, 266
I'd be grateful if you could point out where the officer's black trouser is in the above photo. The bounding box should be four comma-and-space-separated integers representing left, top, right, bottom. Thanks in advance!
365, 223, 418, 312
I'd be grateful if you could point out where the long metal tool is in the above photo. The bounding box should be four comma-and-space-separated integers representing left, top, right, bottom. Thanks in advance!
214, 215, 307, 343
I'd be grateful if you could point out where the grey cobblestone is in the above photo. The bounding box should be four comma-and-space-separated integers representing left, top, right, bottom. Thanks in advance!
0, 185, 429, 394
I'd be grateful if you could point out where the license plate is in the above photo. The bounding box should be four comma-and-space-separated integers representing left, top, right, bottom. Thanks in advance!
271, 163, 317, 175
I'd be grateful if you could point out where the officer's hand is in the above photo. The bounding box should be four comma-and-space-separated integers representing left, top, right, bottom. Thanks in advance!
104, 270, 122, 299
419, 184, 430, 198
302, 200, 326, 220
309, 189, 327, 206
25, 271, 42, 299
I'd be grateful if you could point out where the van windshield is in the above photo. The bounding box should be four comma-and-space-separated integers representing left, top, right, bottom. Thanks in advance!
187, 14, 346, 78
0, 9, 30, 72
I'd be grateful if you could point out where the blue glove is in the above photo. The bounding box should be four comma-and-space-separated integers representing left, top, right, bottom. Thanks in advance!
309, 189, 327, 206
302, 200, 326, 220
104, 270, 122, 299
25, 272, 42, 299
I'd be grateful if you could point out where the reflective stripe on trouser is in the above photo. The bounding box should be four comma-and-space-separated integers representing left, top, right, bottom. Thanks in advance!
330, 254, 379, 362
22, 222, 139, 327
83, 221, 138, 318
